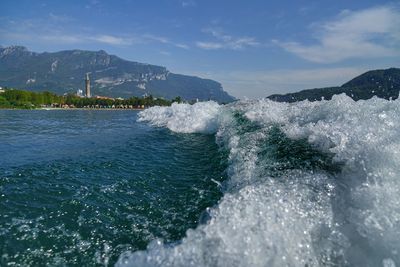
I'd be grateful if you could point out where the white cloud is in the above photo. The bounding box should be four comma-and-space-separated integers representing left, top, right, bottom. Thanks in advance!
85, 0, 100, 9
42, 34, 82, 44
48, 13, 74, 22
143, 34, 169, 44
175, 43, 189, 49
90, 35, 133, 45
0, 17, 189, 49
159, 50, 171, 56
195, 42, 223, 50
196, 28, 259, 50
182, 0, 196, 8
275, 6, 400, 63
143, 34, 189, 49
1, 30, 135, 46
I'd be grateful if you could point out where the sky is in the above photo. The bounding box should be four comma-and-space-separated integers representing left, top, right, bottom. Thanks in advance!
0, 0, 399, 99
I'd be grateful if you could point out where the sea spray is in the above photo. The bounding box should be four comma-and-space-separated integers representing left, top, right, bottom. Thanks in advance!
138, 101, 222, 134
120, 94, 400, 267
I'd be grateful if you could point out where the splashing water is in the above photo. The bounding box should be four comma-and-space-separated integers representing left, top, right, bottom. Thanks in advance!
119, 94, 400, 267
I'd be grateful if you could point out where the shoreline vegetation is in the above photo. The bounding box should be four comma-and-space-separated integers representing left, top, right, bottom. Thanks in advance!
0, 88, 182, 110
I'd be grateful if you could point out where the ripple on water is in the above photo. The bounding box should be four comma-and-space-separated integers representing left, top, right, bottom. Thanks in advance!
0, 110, 227, 266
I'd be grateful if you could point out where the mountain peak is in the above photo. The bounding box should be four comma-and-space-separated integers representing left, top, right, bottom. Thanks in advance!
268, 67, 400, 102
341, 67, 400, 88
4, 45, 28, 50
0, 45, 32, 58
97, 49, 108, 55
0, 46, 235, 103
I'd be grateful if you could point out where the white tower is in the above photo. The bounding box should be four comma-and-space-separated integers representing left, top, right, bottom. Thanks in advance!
85, 73, 91, 98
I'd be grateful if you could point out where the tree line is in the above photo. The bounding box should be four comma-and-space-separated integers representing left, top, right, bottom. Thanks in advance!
0, 88, 182, 109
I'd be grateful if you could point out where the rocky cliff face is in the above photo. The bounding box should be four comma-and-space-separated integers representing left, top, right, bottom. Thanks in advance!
0, 46, 235, 103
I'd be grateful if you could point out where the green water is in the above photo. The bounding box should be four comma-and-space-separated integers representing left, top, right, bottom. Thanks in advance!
0, 110, 226, 266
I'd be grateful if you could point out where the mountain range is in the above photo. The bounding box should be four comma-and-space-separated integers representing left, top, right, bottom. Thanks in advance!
268, 68, 400, 102
1, 46, 398, 104
0, 46, 235, 103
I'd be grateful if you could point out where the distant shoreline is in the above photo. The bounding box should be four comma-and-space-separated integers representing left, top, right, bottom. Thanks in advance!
0, 107, 145, 111
40, 107, 145, 111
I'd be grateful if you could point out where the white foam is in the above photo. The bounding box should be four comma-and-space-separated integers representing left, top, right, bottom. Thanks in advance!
120, 95, 400, 266
138, 101, 222, 134
243, 95, 400, 264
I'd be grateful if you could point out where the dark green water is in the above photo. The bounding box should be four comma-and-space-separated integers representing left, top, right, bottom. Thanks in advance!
0, 110, 226, 266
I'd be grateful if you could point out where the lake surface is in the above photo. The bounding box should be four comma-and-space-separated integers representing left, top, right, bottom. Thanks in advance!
0, 110, 226, 266
2, 95, 400, 267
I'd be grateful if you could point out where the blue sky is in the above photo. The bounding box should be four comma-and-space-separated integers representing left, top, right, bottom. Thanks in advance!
0, 0, 399, 98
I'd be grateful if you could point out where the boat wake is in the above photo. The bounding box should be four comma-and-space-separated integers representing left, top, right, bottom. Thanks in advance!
118, 94, 400, 267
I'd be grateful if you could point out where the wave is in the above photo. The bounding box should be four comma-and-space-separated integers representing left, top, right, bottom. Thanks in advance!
138, 101, 222, 134
119, 94, 400, 267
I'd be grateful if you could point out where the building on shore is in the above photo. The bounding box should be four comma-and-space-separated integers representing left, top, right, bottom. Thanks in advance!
76, 89, 84, 97
95, 95, 115, 100
85, 73, 91, 97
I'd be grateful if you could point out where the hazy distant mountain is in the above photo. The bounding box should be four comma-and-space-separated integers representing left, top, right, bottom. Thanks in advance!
268, 68, 400, 102
0, 46, 235, 103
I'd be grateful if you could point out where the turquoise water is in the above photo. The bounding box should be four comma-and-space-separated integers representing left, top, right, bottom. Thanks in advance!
0, 110, 226, 266
2, 95, 400, 267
